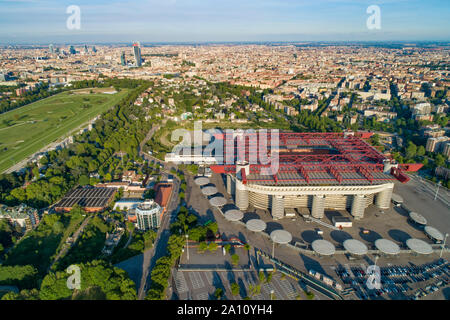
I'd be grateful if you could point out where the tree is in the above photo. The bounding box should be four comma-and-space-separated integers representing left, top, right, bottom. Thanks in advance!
32, 167, 40, 179
78, 175, 90, 186
224, 244, 231, 254
39, 156, 49, 166
417, 145, 426, 157
266, 271, 273, 283
1, 289, 40, 300
231, 253, 239, 266
231, 282, 240, 296
208, 242, 218, 252
248, 284, 261, 297
214, 288, 224, 300
435, 154, 446, 167
39, 260, 137, 300
259, 271, 265, 283
243, 243, 250, 251
406, 141, 417, 159
126, 222, 135, 233
198, 242, 208, 253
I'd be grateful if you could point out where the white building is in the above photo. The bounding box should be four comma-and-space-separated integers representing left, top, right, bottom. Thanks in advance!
135, 200, 162, 230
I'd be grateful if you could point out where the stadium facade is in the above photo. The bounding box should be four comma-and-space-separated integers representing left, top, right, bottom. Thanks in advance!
210, 131, 421, 220
166, 130, 422, 220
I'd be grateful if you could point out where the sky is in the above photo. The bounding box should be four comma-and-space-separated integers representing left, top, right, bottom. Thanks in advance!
0, 0, 449, 44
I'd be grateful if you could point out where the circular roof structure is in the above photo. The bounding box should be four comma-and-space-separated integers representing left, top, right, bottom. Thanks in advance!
194, 177, 210, 186
224, 209, 244, 222
311, 239, 336, 256
406, 238, 433, 255
424, 226, 444, 242
375, 239, 400, 255
201, 186, 218, 196
409, 212, 427, 225
391, 193, 404, 203
209, 196, 227, 207
270, 230, 292, 244
343, 239, 368, 255
246, 219, 267, 232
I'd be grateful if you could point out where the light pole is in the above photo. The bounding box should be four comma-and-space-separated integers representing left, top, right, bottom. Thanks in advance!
434, 181, 442, 201
270, 289, 274, 300
185, 234, 189, 261
272, 241, 275, 259
440, 233, 449, 259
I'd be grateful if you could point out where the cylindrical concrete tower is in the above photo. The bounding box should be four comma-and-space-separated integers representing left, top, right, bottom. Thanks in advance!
351, 194, 366, 219
311, 195, 325, 219
271, 195, 285, 220
235, 179, 249, 211
375, 186, 393, 209
226, 174, 232, 195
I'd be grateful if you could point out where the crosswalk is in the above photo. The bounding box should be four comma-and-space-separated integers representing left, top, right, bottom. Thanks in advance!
188, 272, 205, 290
276, 278, 298, 299
196, 292, 209, 300
175, 270, 307, 300
261, 282, 282, 300
174, 270, 189, 294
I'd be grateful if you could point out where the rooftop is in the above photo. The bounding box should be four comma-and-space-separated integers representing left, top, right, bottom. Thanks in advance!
54, 187, 116, 209
211, 132, 421, 186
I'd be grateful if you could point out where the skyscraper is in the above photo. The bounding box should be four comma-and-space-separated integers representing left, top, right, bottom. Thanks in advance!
84, 44, 89, 53
69, 45, 76, 55
133, 42, 142, 67
121, 51, 126, 66
49, 44, 54, 54
92, 46, 97, 53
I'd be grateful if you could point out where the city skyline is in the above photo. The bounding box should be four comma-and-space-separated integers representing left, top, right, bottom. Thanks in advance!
0, 0, 449, 44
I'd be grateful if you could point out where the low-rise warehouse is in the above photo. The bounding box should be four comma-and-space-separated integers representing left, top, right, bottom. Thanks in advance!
53, 187, 116, 213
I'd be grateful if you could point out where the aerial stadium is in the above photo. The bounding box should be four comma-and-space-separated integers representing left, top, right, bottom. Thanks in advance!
206, 131, 423, 220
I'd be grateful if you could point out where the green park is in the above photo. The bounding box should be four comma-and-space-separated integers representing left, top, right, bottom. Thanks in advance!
0, 88, 129, 173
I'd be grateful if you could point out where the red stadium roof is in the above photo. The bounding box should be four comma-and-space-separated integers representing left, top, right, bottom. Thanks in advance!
210, 132, 422, 185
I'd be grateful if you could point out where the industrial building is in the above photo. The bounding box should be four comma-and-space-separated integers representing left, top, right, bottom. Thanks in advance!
53, 187, 116, 213
210, 131, 422, 220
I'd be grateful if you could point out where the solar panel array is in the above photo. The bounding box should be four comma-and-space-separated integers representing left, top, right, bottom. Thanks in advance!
55, 187, 116, 209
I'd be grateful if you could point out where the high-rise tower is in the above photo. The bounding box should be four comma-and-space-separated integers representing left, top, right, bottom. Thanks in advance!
133, 42, 142, 67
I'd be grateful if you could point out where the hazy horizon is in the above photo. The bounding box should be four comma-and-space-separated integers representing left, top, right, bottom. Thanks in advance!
0, 0, 449, 44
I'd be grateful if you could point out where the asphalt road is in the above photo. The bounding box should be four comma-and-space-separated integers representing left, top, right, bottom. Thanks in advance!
394, 178, 450, 236
137, 170, 180, 299
136, 126, 181, 299
408, 174, 450, 208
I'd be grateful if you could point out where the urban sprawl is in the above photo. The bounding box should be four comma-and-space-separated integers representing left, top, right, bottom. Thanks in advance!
0, 42, 449, 301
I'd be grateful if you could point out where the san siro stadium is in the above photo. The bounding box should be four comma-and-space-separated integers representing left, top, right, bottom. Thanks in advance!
206, 131, 422, 221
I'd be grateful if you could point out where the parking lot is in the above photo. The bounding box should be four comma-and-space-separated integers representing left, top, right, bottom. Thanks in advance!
172, 269, 325, 300
181, 171, 449, 300
335, 258, 449, 300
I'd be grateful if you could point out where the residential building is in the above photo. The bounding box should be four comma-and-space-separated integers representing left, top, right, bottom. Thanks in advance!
135, 200, 162, 230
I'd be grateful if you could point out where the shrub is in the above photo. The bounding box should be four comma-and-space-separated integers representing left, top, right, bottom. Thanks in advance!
231, 254, 239, 266
231, 282, 239, 296
198, 242, 208, 253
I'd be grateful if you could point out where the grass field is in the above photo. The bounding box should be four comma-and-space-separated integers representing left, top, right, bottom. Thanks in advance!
0, 88, 130, 173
